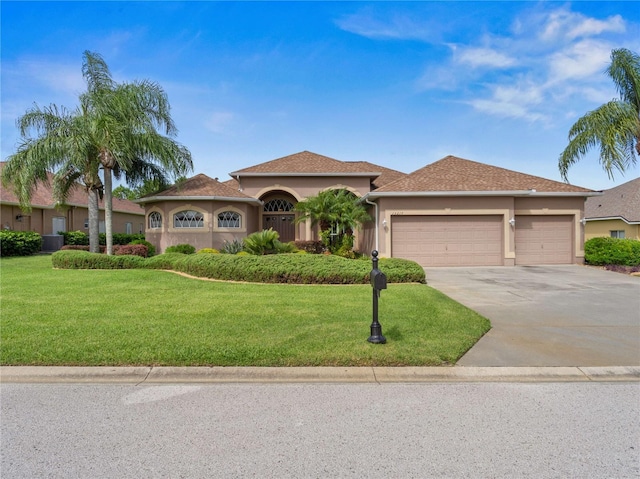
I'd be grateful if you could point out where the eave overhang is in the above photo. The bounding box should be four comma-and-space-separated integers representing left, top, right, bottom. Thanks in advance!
362, 190, 601, 201
134, 196, 263, 205
230, 172, 381, 178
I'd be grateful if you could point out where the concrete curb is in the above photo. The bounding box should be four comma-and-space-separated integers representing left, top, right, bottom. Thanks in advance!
1, 366, 639, 384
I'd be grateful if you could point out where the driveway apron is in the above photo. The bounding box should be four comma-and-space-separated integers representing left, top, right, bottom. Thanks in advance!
425, 265, 640, 367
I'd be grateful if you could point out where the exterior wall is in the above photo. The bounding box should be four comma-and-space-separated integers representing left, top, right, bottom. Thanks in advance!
585, 219, 640, 241
1, 204, 143, 236
375, 195, 586, 265
144, 200, 260, 253
237, 175, 372, 201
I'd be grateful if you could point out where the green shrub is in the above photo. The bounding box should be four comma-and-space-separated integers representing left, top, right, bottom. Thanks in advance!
293, 240, 325, 254
51, 249, 426, 284
221, 239, 244, 254
0, 231, 43, 257
164, 244, 196, 255
584, 237, 640, 266
113, 233, 145, 245
243, 229, 295, 255
130, 239, 155, 257
197, 248, 220, 254
52, 250, 145, 269
61, 230, 89, 246
141, 253, 188, 270
113, 244, 148, 257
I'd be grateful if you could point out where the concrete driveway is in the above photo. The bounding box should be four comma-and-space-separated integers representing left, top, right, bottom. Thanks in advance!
425, 265, 640, 367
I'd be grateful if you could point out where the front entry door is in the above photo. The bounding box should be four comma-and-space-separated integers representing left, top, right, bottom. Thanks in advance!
264, 214, 295, 242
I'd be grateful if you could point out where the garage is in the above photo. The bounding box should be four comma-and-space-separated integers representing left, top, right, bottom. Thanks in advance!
515, 215, 573, 265
391, 215, 503, 267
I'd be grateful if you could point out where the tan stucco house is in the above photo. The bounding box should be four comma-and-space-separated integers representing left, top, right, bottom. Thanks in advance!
584, 177, 640, 241
137, 151, 598, 267
1, 162, 145, 239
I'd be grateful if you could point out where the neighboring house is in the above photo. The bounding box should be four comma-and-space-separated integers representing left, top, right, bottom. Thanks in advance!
0, 162, 145, 242
584, 177, 640, 241
136, 151, 598, 267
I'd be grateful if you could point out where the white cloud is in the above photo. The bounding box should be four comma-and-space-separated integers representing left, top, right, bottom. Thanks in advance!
469, 81, 546, 122
454, 47, 517, 68
547, 39, 611, 84
540, 9, 625, 42
335, 9, 439, 42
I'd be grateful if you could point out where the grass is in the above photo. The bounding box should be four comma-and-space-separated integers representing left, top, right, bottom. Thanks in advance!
0, 255, 490, 366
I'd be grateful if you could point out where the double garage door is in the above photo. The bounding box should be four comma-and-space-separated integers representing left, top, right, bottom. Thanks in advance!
391, 215, 573, 267
392, 215, 504, 267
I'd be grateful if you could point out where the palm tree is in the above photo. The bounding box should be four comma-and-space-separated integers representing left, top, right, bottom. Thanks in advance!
559, 48, 640, 181
2, 51, 193, 254
79, 51, 192, 254
2, 103, 105, 252
295, 188, 371, 251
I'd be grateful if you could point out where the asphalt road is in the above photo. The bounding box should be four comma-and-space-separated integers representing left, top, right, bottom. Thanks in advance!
2, 382, 639, 478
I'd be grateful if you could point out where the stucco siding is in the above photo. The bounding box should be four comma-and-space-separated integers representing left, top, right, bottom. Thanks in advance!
585, 219, 640, 240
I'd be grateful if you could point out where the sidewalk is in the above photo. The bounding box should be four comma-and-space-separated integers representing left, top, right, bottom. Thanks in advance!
2, 365, 639, 383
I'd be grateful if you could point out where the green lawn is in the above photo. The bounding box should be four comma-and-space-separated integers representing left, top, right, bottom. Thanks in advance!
0, 255, 490, 366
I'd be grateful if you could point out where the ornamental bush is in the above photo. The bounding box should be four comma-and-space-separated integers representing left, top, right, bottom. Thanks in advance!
0, 231, 43, 257
113, 244, 148, 257
50, 250, 427, 284
165, 244, 196, 254
129, 239, 155, 257
584, 237, 640, 266
197, 248, 220, 254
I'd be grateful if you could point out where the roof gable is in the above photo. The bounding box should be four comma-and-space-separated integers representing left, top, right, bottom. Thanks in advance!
585, 177, 640, 222
375, 156, 593, 194
147, 173, 255, 200
229, 151, 381, 176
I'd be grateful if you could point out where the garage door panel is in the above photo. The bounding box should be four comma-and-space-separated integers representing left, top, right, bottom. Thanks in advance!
392, 215, 503, 267
515, 215, 573, 265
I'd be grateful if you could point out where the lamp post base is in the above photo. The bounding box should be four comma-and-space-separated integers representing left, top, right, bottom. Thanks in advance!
368, 324, 386, 344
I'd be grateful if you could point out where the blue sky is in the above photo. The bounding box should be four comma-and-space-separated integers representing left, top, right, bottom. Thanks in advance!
2, 1, 639, 191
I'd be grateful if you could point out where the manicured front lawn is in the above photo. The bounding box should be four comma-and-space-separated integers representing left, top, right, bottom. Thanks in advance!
0, 255, 490, 366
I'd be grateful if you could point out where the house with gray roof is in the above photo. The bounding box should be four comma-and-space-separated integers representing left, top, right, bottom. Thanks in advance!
136, 151, 598, 266
584, 177, 640, 240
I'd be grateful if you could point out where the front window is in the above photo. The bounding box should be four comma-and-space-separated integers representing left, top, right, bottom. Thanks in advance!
218, 211, 241, 228
610, 230, 625, 239
264, 198, 294, 212
174, 210, 204, 228
149, 212, 162, 229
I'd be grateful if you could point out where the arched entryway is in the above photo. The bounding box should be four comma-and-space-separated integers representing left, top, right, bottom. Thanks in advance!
261, 193, 297, 242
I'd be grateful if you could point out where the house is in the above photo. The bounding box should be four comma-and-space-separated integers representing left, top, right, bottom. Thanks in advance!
0, 162, 145, 240
584, 177, 640, 240
136, 151, 598, 266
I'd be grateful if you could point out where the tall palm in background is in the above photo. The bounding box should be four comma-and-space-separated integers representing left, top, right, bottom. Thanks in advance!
559, 48, 640, 181
2, 103, 105, 252
80, 51, 192, 254
2, 51, 192, 254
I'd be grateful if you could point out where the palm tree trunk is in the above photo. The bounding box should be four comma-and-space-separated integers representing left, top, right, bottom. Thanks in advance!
104, 167, 113, 255
88, 188, 100, 253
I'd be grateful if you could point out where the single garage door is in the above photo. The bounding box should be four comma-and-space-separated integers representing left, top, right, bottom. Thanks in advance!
515, 215, 573, 265
392, 215, 503, 267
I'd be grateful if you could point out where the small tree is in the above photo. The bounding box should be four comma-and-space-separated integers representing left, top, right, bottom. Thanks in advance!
295, 189, 371, 252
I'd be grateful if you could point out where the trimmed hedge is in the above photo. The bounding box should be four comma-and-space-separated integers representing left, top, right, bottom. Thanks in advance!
0, 231, 43, 257
584, 237, 640, 266
51, 250, 427, 284
60, 231, 145, 246
164, 244, 196, 254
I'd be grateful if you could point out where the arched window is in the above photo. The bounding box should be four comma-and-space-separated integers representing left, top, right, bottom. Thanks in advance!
149, 211, 162, 229
173, 210, 204, 228
264, 198, 294, 212
218, 211, 241, 228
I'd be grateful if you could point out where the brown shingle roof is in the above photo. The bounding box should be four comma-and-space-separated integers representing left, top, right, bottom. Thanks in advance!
144, 173, 256, 200
0, 162, 144, 215
346, 161, 407, 189
229, 151, 381, 176
584, 177, 640, 222
374, 156, 594, 193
